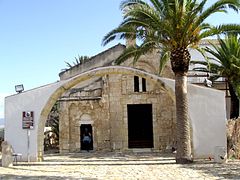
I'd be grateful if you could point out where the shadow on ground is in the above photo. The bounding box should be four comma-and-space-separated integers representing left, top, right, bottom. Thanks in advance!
1, 152, 240, 179
16, 152, 176, 166
181, 159, 240, 179
0, 174, 96, 180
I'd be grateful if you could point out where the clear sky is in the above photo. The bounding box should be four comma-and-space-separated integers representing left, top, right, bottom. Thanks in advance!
0, 0, 239, 118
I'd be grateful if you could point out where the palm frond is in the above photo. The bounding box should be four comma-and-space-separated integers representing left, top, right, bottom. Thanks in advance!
115, 39, 155, 65
159, 49, 170, 75
65, 61, 72, 68
195, 0, 240, 29
200, 24, 240, 38
62, 55, 90, 72
120, 0, 148, 11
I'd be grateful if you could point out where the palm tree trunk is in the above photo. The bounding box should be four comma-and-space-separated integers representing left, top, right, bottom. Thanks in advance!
229, 82, 239, 119
175, 74, 192, 164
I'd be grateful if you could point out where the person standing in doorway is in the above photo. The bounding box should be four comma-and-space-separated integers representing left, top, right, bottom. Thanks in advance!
82, 128, 91, 152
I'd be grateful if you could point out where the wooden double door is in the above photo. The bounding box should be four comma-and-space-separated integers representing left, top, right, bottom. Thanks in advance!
127, 104, 153, 148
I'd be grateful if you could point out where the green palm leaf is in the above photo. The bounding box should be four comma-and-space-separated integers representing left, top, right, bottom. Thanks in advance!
195, 35, 240, 99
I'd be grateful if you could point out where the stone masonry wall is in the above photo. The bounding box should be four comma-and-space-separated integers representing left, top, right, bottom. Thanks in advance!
108, 74, 176, 151
59, 98, 110, 152
59, 44, 176, 153
59, 73, 176, 152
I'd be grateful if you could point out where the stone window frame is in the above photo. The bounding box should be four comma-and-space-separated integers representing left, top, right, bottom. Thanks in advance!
134, 76, 147, 93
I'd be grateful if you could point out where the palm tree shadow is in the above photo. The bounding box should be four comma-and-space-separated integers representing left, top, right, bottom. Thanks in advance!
180, 160, 240, 179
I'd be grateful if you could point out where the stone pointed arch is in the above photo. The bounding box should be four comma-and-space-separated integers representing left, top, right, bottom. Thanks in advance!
37, 66, 175, 161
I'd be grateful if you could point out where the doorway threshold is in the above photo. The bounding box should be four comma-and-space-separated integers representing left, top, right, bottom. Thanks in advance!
131, 148, 152, 153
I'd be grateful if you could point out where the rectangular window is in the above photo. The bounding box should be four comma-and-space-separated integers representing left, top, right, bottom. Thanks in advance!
142, 78, 146, 92
134, 76, 147, 92
134, 76, 139, 92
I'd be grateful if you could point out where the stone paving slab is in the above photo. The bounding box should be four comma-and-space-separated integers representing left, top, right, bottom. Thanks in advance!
0, 152, 240, 179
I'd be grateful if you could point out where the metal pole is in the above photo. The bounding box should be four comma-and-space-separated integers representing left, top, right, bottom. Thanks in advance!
27, 130, 30, 162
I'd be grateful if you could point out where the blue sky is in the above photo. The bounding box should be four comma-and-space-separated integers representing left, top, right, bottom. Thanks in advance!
0, 0, 240, 118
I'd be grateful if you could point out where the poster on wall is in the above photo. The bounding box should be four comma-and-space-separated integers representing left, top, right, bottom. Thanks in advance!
22, 111, 34, 129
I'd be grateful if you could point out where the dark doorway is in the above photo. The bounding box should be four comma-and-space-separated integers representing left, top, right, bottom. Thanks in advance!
80, 124, 93, 151
127, 104, 153, 148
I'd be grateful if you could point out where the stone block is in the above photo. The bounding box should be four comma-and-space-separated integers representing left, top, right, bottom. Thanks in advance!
112, 141, 123, 150
1, 141, 13, 167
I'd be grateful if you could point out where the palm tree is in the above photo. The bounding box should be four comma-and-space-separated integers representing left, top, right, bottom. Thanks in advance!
61, 55, 90, 72
103, 0, 240, 164
45, 102, 60, 150
192, 35, 240, 118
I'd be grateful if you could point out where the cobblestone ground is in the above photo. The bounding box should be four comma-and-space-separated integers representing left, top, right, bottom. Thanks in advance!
0, 152, 240, 179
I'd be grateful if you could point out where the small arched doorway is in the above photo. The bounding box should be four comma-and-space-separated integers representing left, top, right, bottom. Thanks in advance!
80, 124, 93, 151
79, 114, 93, 151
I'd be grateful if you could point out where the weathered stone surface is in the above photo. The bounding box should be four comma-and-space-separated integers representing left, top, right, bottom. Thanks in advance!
59, 72, 176, 153
227, 118, 240, 159
58, 45, 176, 153
1, 141, 13, 167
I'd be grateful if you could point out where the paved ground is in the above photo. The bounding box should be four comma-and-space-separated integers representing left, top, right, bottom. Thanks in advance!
0, 152, 240, 179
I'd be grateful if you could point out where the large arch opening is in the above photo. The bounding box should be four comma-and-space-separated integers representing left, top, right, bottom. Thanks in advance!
37, 66, 175, 161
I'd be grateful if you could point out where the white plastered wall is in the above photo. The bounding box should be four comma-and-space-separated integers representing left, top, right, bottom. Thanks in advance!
5, 81, 65, 161
162, 78, 226, 158
188, 85, 227, 158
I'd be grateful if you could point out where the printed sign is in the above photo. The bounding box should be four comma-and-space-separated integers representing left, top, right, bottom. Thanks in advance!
22, 111, 34, 129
